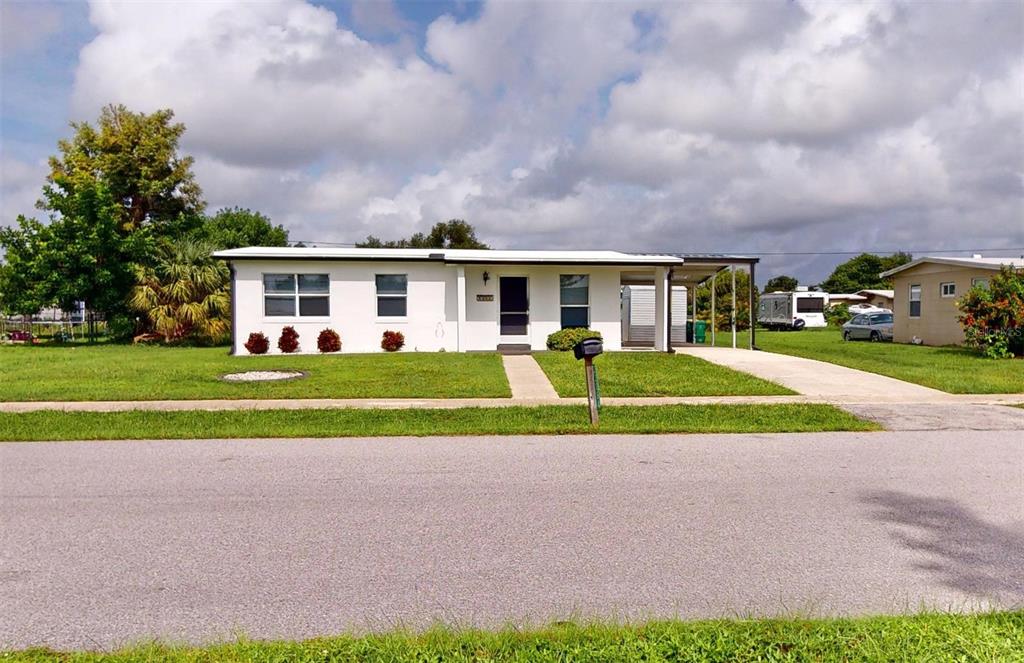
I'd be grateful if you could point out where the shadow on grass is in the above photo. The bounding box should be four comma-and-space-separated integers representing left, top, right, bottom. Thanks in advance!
861, 490, 1024, 604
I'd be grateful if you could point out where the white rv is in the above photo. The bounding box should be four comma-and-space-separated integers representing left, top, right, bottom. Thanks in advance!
757, 290, 829, 330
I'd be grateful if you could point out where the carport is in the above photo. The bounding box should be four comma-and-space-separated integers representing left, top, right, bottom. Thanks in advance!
620, 254, 760, 351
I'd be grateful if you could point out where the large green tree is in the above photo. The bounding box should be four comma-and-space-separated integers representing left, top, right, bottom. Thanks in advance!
358, 219, 488, 249
43, 104, 204, 237
0, 105, 203, 327
195, 207, 289, 249
0, 182, 151, 319
819, 252, 911, 293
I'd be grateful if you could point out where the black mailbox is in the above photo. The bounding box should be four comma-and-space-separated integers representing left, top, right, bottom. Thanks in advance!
573, 338, 603, 360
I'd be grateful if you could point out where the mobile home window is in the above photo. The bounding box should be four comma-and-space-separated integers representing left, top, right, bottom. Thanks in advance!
264, 274, 330, 317
795, 297, 824, 313
972, 277, 989, 289
559, 275, 590, 328
909, 284, 921, 317
940, 282, 956, 298
376, 274, 407, 317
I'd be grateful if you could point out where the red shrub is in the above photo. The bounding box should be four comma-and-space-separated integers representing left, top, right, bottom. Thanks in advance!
244, 332, 269, 355
317, 328, 342, 353
381, 330, 405, 352
278, 326, 300, 353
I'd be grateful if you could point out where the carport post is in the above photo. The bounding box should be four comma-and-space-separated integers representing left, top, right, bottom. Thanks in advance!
748, 262, 756, 350
731, 265, 737, 349
711, 272, 716, 346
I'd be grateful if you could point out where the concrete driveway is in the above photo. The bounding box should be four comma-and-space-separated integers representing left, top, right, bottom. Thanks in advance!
2, 431, 1022, 650
677, 347, 950, 401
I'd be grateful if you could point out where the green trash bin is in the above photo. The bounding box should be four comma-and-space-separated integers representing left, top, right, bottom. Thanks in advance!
694, 320, 707, 344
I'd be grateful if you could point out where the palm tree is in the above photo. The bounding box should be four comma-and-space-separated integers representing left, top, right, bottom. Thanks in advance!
130, 239, 230, 343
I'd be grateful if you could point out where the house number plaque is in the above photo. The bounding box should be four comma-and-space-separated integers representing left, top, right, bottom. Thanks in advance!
476, 294, 494, 302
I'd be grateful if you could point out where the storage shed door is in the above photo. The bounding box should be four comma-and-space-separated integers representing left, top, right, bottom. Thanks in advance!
623, 286, 687, 344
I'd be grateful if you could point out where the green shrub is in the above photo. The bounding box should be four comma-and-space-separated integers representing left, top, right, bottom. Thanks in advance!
825, 303, 852, 327
958, 266, 1024, 358
106, 314, 138, 341
546, 327, 602, 351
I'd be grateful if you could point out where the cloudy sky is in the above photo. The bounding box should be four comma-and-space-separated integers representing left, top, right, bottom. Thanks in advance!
2, 0, 1022, 283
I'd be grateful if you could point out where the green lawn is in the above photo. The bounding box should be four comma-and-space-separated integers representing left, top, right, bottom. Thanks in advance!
756, 328, 1024, 394
0, 404, 875, 441
0, 345, 510, 401
9, 612, 1021, 662
534, 351, 792, 397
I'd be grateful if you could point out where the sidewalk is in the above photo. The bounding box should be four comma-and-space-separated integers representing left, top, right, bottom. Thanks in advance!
1, 393, 1020, 413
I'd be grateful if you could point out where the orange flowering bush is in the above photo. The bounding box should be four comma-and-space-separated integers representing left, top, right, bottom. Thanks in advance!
958, 266, 1024, 358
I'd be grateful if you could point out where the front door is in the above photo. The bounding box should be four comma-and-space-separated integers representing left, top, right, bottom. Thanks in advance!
499, 276, 529, 337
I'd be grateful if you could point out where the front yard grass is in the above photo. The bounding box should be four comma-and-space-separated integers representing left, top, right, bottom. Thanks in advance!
0, 404, 876, 441
0, 345, 510, 401
8, 612, 1021, 662
756, 328, 1024, 394
534, 351, 793, 397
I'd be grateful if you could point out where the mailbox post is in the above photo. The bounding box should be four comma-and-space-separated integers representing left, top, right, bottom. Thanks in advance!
573, 338, 603, 425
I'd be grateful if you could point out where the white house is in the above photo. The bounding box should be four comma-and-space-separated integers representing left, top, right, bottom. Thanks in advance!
213, 247, 757, 354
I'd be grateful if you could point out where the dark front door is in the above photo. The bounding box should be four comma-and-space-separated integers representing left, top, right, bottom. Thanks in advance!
499, 277, 529, 336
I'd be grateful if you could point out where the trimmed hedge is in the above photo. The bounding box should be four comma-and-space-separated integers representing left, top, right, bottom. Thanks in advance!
546, 327, 602, 351
244, 332, 269, 355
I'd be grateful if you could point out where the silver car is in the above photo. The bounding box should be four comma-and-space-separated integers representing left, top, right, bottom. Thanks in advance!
842, 312, 894, 342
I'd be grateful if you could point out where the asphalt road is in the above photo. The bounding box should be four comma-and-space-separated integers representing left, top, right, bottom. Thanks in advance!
2, 431, 1022, 650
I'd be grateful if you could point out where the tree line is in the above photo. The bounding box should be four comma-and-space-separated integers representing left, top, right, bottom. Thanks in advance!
0, 105, 290, 342
0, 105, 485, 344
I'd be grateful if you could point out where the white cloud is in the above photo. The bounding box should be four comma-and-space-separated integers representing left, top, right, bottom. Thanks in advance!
23, 0, 1020, 282
73, 0, 471, 167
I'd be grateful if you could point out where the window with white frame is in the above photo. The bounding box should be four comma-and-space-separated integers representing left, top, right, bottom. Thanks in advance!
940, 282, 956, 298
972, 277, 990, 289
376, 274, 407, 317
559, 274, 589, 328
263, 274, 330, 317
909, 284, 922, 317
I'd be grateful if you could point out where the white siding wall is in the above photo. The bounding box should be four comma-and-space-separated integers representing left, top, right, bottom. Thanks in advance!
231, 260, 627, 354
232, 260, 457, 354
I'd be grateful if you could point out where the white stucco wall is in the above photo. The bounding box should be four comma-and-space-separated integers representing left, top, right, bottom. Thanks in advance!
230, 260, 632, 354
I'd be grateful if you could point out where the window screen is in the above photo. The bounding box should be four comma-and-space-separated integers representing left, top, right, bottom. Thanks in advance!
264, 274, 330, 317
909, 285, 921, 317
795, 297, 824, 313
376, 274, 407, 317
560, 275, 589, 328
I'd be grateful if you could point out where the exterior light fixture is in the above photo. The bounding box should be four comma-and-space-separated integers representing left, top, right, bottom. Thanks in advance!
483, 271, 490, 285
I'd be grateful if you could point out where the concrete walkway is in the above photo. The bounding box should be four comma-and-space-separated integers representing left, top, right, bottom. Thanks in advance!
501, 354, 559, 400
677, 347, 952, 401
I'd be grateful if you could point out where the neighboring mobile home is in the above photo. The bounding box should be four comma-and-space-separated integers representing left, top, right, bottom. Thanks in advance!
214, 247, 756, 354
880, 256, 1024, 346
855, 289, 894, 310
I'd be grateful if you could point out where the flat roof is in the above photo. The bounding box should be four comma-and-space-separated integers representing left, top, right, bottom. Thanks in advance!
212, 247, 689, 266
880, 256, 1024, 278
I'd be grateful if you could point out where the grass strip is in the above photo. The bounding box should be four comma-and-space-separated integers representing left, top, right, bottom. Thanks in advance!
534, 351, 793, 397
0, 404, 878, 441
0, 346, 511, 401
8, 612, 1022, 662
